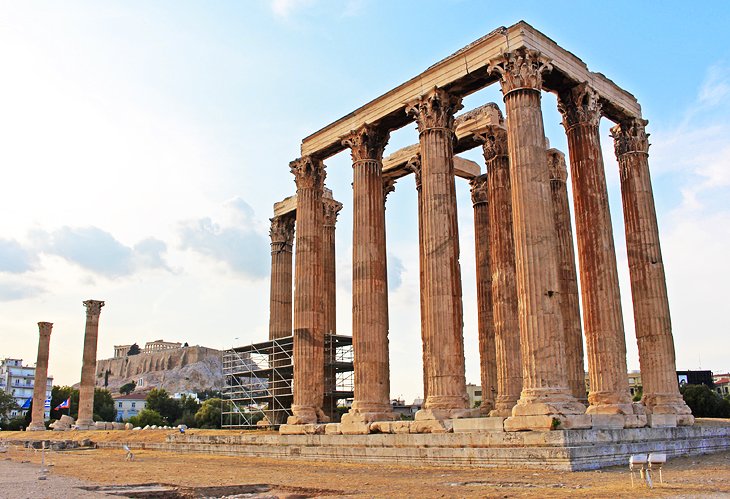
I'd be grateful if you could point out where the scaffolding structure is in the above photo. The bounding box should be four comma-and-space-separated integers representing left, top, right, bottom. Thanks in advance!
222, 335, 353, 429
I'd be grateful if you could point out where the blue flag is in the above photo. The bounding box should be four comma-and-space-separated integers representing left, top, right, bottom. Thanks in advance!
44, 397, 51, 409
21, 397, 31, 409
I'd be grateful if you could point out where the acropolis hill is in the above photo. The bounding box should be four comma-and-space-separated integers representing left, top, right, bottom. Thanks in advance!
94, 341, 223, 394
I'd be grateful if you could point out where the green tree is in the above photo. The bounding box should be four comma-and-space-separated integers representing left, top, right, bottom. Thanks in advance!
94, 388, 117, 422
50, 386, 79, 420
681, 384, 730, 418
127, 343, 141, 356
174, 394, 200, 427
3, 416, 27, 431
119, 381, 137, 395
145, 388, 182, 424
0, 389, 19, 424
128, 409, 165, 427
632, 386, 643, 403
197, 389, 222, 401
195, 398, 223, 428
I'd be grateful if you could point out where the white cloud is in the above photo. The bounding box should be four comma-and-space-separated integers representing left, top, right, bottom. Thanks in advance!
270, 0, 316, 17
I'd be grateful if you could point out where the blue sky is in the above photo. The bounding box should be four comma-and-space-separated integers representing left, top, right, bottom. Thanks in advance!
1, 1, 728, 400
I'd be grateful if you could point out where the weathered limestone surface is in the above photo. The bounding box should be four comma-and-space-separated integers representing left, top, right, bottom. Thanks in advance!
146, 423, 730, 471
490, 49, 585, 424
341, 124, 395, 423
322, 197, 342, 336
95, 346, 223, 394
28, 322, 53, 431
547, 148, 586, 403
470, 174, 497, 414
611, 118, 693, 425
558, 83, 634, 418
288, 157, 327, 425
405, 155, 429, 401
269, 214, 295, 340
477, 111, 522, 418
77, 300, 104, 430
406, 87, 470, 417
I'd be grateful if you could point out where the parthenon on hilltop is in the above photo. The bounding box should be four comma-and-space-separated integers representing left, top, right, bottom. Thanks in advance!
267, 21, 694, 434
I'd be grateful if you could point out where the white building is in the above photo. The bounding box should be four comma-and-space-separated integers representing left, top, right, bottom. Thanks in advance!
0, 358, 53, 419
113, 393, 147, 421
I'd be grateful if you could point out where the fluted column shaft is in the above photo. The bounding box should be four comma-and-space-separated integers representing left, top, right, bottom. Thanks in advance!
490, 49, 584, 418
322, 198, 342, 336
29, 322, 53, 431
558, 84, 633, 414
77, 300, 104, 428
340, 124, 394, 420
470, 175, 497, 414
407, 87, 469, 414
406, 156, 429, 401
548, 149, 587, 402
269, 214, 295, 340
611, 119, 692, 422
288, 157, 326, 424
479, 123, 523, 417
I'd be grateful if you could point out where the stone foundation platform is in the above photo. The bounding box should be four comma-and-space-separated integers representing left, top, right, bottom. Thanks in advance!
99, 421, 730, 471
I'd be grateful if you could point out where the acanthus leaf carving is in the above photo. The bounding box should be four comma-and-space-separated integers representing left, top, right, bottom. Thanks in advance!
488, 48, 552, 95
341, 123, 390, 163
475, 124, 509, 163
83, 300, 105, 316
557, 82, 602, 130
469, 174, 489, 206
383, 178, 396, 200
270, 214, 295, 249
610, 118, 650, 157
290, 156, 326, 192
405, 153, 422, 192
405, 87, 463, 134
322, 198, 343, 226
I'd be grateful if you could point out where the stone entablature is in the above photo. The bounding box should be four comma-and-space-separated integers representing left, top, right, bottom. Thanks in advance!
144, 340, 182, 353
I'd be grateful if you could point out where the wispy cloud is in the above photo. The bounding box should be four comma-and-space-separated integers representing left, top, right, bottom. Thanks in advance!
0, 238, 37, 273
270, 0, 316, 17
178, 197, 269, 279
35, 226, 171, 278
0, 279, 43, 301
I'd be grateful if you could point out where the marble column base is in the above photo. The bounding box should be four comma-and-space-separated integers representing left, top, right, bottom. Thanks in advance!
27, 422, 47, 431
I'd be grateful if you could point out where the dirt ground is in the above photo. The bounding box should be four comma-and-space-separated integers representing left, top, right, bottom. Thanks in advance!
1, 430, 730, 498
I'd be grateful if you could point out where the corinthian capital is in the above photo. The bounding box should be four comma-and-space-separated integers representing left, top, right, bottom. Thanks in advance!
547, 149, 568, 182
557, 82, 602, 129
270, 214, 295, 247
469, 174, 489, 206
383, 178, 396, 200
475, 124, 509, 163
406, 87, 464, 134
83, 300, 105, 316
37, 322, 53, 336
342, 123, 390, 163
405, 154, 422, 191
488, 48, 552, 95
610, 118, 650, 156
322, 198, 343, 227
290, 156, 326, 192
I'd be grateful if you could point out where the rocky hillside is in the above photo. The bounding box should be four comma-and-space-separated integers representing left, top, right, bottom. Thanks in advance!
94, 346, 224, 394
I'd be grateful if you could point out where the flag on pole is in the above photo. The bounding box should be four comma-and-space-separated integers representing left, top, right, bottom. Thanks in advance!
44, 396, 51, 409
21, 397, 31, 409
54, 397, 71, 410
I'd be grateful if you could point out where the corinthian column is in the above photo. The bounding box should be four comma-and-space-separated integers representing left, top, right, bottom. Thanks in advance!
470, 175, 497, 414
269, 214, 295, 340
405, 155, 429, 401
322, 197, 342, 336
406, 87, 472, 419
611, 118, 693, 426
489, 49, 586, 430
340, 123, 396, 427
557, 83, 634, 421
77, 300, 105, 430
547, 149, 587, 403
476, 115, 522, 418
287, 156, 327, 425
28, 322, 53, 431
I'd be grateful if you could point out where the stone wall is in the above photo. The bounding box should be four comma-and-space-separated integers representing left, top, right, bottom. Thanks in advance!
94, 346, 223, 394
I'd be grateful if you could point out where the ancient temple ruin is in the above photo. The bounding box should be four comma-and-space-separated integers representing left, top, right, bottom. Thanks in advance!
267, 21, 693, 434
